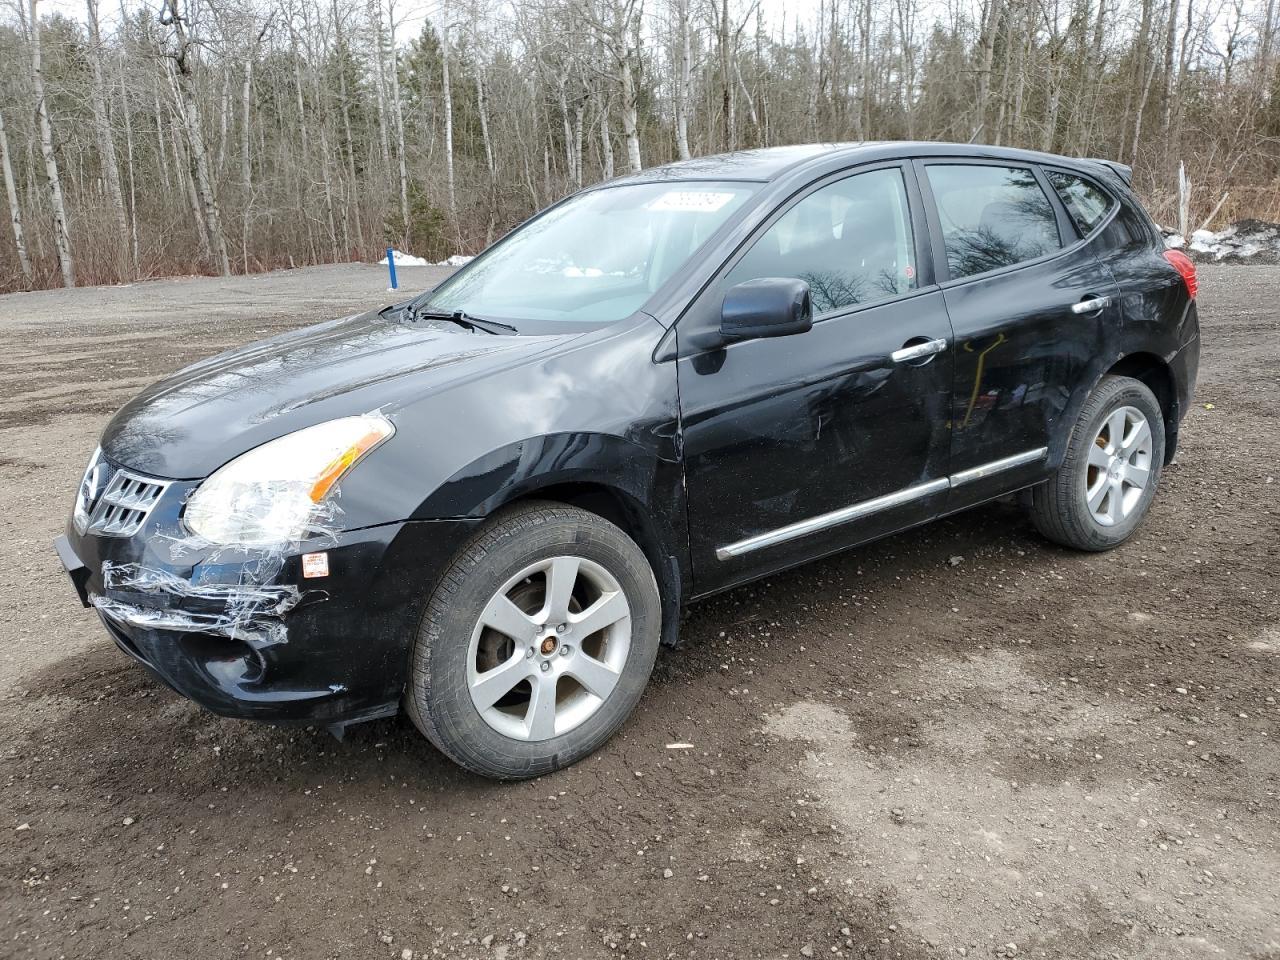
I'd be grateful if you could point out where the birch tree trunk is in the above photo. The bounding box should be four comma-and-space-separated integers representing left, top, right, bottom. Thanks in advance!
162, 0, 232, 276
1172, 0, 1194, 143
599, 105, 614, 179
154, 82, 178, 200
975, 0, 1004, 139
573, 101, 585, 187
240, 56, 253, 269
1041, 11, 1063, 152
86, 0, 130, 277
674, 0, 692, 160
0, 108, 34, 285
1161, 0, 1179, 136
119, 73, 139, 268
385, 0, 410, 246
441, 21, 457, 223
317, 120, 340, 261
580, 0, 642, 173
1125, 0, 1155, 135
719, 0, 735, 149
333, 4, 364, 251
174, 121, 210, 261
215, 64, 230, 176
1130, 43, 1160, 164
370, 0, 394, 185
30, 0, 76, 287
735, 62, 759, 142
1259, 0, 1278, 102
620, 54, 642, 172
475, 71, 496, 181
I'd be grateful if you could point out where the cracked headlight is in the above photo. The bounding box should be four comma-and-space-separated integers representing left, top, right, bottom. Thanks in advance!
184, 414, 394, 547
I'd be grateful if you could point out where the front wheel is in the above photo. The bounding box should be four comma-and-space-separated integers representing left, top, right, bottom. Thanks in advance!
1029, 375, 1166, 551
406, 501, 661, 780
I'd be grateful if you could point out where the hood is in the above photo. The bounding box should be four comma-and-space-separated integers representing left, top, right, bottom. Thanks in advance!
101, 309, 573, 479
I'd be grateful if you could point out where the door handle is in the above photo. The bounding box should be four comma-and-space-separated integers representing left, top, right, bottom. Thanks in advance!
891, 337, 948, 364
1070, 295, 1112, 314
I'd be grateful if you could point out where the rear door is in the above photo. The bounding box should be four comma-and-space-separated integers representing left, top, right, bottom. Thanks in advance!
676, 162, 954, 595
914, 159, 1122, 508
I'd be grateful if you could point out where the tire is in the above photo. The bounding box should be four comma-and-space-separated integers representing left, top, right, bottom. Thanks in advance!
405, 500, 661, 780
1029, 375, 1165, 551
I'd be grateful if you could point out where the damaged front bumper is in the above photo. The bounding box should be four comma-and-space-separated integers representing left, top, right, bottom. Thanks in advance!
55, 475, 480, 727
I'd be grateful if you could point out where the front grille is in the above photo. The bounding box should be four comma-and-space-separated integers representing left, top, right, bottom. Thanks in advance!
75, 449, 170, 538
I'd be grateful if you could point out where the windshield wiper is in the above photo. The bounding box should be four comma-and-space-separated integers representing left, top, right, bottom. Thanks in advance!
409, 304, 517, 336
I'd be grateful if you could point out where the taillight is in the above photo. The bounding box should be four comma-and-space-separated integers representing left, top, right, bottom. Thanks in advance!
1163, 249, 1197, 299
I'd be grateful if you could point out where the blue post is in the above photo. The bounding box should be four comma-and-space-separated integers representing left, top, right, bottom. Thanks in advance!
386, 247, 398, 290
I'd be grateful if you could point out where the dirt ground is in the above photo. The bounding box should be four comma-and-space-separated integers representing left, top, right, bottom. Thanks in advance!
0, 264, 1276, 960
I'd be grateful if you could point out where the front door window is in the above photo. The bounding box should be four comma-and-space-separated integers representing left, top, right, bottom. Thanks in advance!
725, 168, 918, 315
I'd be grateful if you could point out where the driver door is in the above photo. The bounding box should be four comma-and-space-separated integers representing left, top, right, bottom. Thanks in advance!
676, 163, 955, 595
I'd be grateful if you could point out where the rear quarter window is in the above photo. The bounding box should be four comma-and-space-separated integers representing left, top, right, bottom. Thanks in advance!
1046, 170, 1116, 237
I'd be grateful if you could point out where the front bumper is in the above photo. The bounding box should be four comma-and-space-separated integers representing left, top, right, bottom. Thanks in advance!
56, 491, 480, 725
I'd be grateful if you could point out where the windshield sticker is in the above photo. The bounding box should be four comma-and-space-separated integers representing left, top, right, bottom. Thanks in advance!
645, 190, 737, 213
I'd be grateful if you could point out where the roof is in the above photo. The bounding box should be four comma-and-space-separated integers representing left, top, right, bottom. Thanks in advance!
604, 143, 866, 185
602, 141, 1123, 188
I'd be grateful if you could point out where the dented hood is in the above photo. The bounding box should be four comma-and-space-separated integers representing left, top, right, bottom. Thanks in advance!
101, 309, 575, 479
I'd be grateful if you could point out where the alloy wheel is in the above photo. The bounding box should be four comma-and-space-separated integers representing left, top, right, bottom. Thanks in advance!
1085, 405, 1153, 526
466, 555, 632, 741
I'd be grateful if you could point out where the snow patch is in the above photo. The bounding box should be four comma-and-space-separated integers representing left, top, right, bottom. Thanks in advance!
378, 251, 475, 267
378, 249, 429, 267
1183, 219, 1280, 263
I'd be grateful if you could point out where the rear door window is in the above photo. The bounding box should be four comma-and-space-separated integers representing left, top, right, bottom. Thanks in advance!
925, 164, 1062, 280
1046, 170, 1116, 237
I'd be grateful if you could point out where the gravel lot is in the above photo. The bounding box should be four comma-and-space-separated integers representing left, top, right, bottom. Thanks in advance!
1, 263, 1276, 960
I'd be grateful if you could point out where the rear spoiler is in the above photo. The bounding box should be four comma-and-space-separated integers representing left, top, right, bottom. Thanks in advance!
1087, 158, 1133, 186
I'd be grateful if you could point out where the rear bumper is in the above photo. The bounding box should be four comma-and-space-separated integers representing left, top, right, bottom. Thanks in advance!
1173, 330, 1200, 414
55, 511, 480, 725
1167, 318, 1200, 463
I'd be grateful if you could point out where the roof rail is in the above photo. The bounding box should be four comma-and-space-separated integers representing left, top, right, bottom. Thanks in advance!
1087, 158, 1133, 185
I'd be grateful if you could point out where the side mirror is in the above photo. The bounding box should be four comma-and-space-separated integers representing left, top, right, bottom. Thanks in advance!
720, 277, 813, 342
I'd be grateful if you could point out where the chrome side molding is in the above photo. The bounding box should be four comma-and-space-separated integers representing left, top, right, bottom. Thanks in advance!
715, 446, 1048, 561
715, 478, 949, 560
949, 446, 1049, 487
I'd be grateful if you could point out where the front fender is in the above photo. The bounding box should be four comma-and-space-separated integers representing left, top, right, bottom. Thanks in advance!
412, 432, 690, 646
333, 314, 690, 640
412, 432, 678, 520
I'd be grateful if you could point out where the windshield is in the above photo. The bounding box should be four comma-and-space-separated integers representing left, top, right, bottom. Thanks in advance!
419, 181, 758, 324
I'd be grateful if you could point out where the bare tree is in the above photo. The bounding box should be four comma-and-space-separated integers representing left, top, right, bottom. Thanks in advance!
383, 0, 410, 246
672, 0, 693, 159
86, 0, 131, 276
161, 0, 232, 275
0, 107, 33, 284
577, 0, 644, 172
28, 0, 75, 286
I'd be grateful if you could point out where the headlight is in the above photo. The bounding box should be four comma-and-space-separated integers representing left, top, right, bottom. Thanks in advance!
184, 415, 394, 546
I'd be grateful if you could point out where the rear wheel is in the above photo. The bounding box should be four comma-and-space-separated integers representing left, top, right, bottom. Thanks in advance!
1029, 375, 1165, 551
406, 501, 660, 779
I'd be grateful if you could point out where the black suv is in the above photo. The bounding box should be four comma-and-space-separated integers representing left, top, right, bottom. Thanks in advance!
56, 142, 1200, 779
